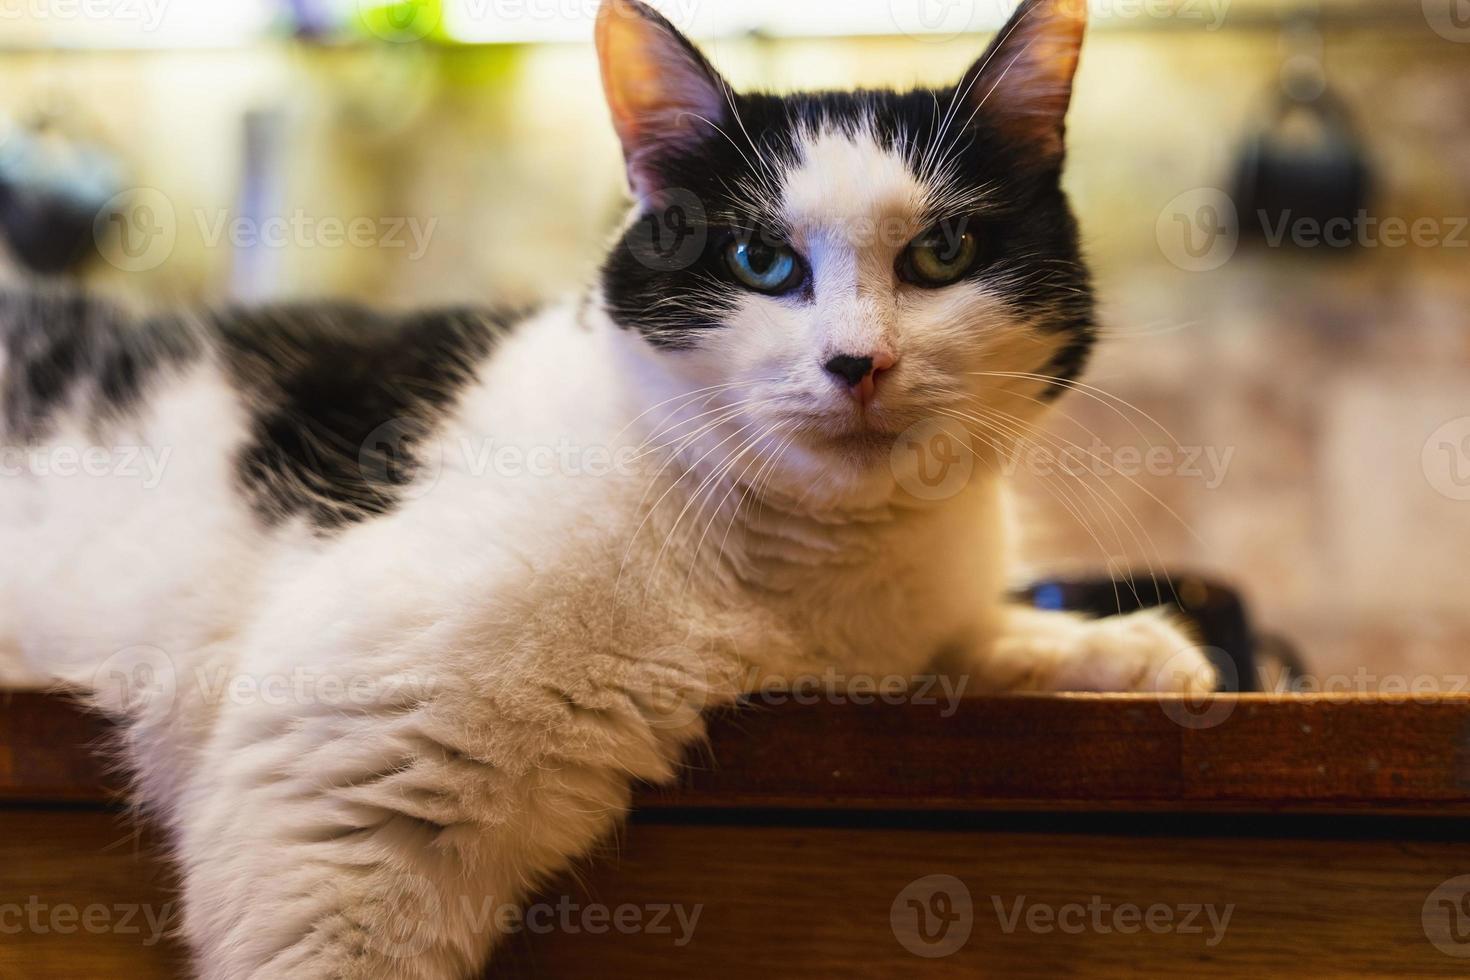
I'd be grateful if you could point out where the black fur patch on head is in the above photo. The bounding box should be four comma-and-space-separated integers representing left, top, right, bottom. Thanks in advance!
214, 304, 513, 531
0, 287, 201, 442
599, 86, 1095, 393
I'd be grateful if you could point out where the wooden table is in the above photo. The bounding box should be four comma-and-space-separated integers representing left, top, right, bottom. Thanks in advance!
4, 690, 1470, 977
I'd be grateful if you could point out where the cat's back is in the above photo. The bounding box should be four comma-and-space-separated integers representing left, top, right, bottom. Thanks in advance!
0, 287, 521, 525
0, 286, 202, 444
205, 300, 514, 529
0, 287, 522, 682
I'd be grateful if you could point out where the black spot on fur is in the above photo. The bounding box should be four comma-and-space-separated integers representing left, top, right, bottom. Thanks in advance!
214, 304, 514, 531
0, 287, 201, 442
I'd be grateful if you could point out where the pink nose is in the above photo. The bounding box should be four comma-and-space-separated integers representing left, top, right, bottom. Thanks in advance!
823, 351, 896, 404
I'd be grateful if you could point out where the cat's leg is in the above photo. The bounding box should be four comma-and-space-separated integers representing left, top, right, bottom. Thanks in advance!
969, 605, 1218, 694
170, 646, 720, 980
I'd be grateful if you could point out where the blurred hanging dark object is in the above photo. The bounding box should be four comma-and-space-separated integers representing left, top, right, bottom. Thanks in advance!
1232, 16, 1372, 253
0, 115, 121, 275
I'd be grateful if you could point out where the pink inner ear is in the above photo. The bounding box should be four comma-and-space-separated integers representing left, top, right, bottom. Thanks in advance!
987, 44, 1079, 158
597, 1, 729, 198
966, 1, 1086, 163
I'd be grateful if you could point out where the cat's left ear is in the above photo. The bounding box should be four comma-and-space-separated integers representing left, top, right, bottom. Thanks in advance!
958, 0, 1088, 168
595, 0, 731, 200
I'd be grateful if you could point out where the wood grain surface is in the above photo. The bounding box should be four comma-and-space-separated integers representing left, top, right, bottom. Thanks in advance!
495, 822, 1470, 977
6, 690, 1470, 814
5, 690, 1470, 977
6, 811, 1469, 978
0, 809, 187, 980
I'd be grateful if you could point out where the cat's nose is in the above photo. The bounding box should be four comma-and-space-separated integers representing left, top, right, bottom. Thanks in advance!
823, 351, 896, 403
823, 354, 873, 387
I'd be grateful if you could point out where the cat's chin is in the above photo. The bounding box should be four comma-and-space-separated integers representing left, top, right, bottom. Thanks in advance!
758, 425, 909, 511
819, 427, 899, 458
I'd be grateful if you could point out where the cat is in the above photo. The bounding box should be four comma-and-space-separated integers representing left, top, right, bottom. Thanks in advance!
0, 0, 1216, 976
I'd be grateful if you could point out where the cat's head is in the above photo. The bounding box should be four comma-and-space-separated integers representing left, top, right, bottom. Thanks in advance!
596, 0, 1094, 508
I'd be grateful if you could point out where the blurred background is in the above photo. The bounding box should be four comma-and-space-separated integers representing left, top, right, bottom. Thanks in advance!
1, 0, 1467, 688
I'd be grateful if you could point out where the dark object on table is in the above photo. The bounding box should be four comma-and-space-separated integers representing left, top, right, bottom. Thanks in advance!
0, 120, 121, 274
1231, 22, 1372, 253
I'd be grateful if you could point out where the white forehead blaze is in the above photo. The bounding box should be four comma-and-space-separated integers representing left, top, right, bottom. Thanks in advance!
777, 126, 928, 267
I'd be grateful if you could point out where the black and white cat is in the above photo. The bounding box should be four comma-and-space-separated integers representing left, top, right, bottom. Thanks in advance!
0, 1, 1215, 976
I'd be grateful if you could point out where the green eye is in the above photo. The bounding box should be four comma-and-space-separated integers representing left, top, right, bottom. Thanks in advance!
725, 237, 802, 294
901, 226, 980, 287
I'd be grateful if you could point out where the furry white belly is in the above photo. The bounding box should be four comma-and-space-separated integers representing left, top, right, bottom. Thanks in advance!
0, 360, 270, 685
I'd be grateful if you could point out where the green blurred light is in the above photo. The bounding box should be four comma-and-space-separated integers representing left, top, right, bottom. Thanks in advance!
354, 0, 448, 44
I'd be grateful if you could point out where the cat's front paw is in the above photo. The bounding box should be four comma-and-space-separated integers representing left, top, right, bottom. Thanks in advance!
1066, 610, 1218, 694
995, 608, 1218, 694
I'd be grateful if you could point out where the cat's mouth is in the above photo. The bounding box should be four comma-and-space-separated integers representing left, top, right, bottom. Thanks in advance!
789, 407, 905, 456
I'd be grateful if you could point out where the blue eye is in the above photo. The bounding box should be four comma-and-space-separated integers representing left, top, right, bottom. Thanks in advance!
725, 237, 802, 294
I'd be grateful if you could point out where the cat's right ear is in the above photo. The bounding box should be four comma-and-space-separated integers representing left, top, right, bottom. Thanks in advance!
595, 0, 730, 200
957, 0, 1088, 169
